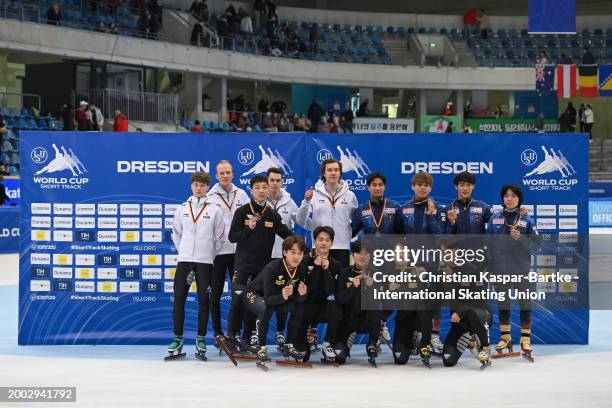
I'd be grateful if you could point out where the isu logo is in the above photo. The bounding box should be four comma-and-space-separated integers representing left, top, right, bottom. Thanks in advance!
316, 146, 371, 178
523, 146, 576, 178
240, 145, 293, 176
33, 144, 87, 176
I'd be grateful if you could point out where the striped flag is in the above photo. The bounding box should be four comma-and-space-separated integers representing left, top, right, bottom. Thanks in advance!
598, 64, 612, 96
579, 65, 598, 97
556, 64, 577, 98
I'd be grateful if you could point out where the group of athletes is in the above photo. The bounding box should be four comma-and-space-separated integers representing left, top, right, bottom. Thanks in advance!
167, 157, 541, 368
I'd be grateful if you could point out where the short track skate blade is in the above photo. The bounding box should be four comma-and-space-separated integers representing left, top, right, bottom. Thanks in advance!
480, 361, 492, 370
522, 353, 535, 363
216, 338, 238, 366
195, 353, 208, 362
368, 359, 377, 368
491, 351, 520, 359
163, 352, 186, 361
276, 359, 313, 368
320, 358, 339, 367
421, 360, 431, 369
256, 361, 269, 371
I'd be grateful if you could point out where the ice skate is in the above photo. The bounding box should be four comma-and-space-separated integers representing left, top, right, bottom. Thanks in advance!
307, 327, 319, 351
194, 336, 208, 361
430, 333, 443, 354
216, 336, 238, 366
277, 344, 313, 368
420, 345, 432, 369
164, 335, 186, 361
253, 345, 270, 371
479, 346, 492, 370
320, 341, 339, 367
492, 335, 520, 359
367, 344, 378, 368
520, 337, 534, 363
275, 331, 286, 353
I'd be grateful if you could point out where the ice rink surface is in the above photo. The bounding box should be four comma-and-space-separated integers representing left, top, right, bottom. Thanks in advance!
1, 253, 611, 408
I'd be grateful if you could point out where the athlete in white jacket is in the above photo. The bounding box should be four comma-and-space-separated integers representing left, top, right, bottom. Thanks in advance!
205, 160, 250, 338
167, 172, 225, 360
296, 158, 357, 267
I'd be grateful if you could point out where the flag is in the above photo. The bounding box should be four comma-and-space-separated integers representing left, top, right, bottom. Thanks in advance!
579, 65, 598, 97
557, 64, 577, 98
536, 64, 554, 96
599, 64, 612, 96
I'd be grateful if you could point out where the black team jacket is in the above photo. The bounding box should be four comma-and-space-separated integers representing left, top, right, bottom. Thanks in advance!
248, 259, 309, 306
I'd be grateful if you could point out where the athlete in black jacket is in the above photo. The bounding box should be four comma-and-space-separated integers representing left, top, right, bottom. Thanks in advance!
226, 175, 293, 347
243, 236, 309, 362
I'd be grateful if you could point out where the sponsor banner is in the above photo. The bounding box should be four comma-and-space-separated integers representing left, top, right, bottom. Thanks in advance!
589, 199, 612, 227
419, 115, 460, 133
465, 119, 561, 133
2, 177, 20, 206
0, 208, 19, 253
19, 131, 588, 345
353, 118, 415, 133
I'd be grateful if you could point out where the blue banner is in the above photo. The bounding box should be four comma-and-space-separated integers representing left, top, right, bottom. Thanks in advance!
0, 207, 19, 254
19, 132, 589, 345
590, 182, 612, 198
2, 177, 20, 207
589, 198, 612, 227
529, 0, 576, 34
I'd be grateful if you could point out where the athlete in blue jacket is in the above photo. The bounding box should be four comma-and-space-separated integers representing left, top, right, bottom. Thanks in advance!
351, 172, 401, 237
487, 184, 541, 359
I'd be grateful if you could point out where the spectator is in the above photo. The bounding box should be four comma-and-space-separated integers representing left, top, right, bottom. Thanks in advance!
0, 175, 10, 206
463, 9, 478, 32
578, 103, 586, 133
445, 121, 454, 133
109, 23, 119, 34
565, 102, 577, 132
584, 104, 594, 141
190, 21, 205, 45
279, 113, 293, 131
138, 9, 151, 38
109, 0, 121, 17
75, 101, 89, 131
261, 111, 277, 132
253, 0, 265, 31
113, 110, 129, 131
189, 0, 208, 23
288, 32, 300, 54
462, 123, 473, 133
325, 117, 338, 133
270, 45, 282, 57
339, 103, 354, 133
258, 98, 270, 113
265, 0, 277, 17
271, 99, 287, 114
237, 111, 252, 130
240, 10, 253, 34
89, 104, 104, 131
558, 109, 570, 132
191, 120, 202, 132
534, 113, 545, 133
59, 103, 75, 131
464, 101, 472, 118
443, 101, 453, 116
476, 9, 490, 39
217, 16, 230, 37
266, 14, 278, 39
94, 22, 107, 33
47, 4, 61, 26
582, 46, 596, 65
356, 99, 369, 117
309, 24, 319, 54
537, 51, 549, 64
494, 105, 504, 118
559, 53, 573, 65
307, 100, 324, 131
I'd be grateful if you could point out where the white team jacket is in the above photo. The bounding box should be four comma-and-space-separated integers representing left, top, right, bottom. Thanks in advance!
267, 188, 299, 259
206, 183, 250, 255
296, 179, 358, 250
172, 195, 225, 264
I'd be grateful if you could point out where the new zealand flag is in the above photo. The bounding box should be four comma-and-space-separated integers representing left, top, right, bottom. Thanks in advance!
536, 64, 554, 96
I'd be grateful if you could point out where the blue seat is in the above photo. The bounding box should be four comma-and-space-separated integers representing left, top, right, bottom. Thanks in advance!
439, 28, 448, 35
17, 118, 28, 129
581, 28, 591, 37
570, 39, 581, 48
8, 107, 17, 117
593, 28, 603, 37
592, 38, 604, 48
366, 25, 374, 34
37, 118, 48, 129
253, 124, 262, 132
418, 27, 426, 34
386, 26, 395, 35
497, 28, 507, 38
397, 27, 406, 36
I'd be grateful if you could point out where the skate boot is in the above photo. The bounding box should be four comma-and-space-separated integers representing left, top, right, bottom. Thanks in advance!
467, 336, 479, 359
195, 336, 207, 361
420, 345, 432, 368
307, 327, 319, 351
520, 336, 534, 362
366, 344, 378, 368
478, 346, 491, 370
252, 345, 270, 371
250, 333, 259, 347
321, 341, 338, 365
275, 331, 286, 353
430, 333, 443, 354
410, 331, 421, 355
381, 321, 391, 343
493, 331, 520, 358
164, 335, 186, 361
285, 344, 307, 362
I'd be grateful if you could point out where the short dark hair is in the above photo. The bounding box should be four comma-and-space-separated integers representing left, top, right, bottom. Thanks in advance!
191, 172, 211, 185
266, 167, 284, 178
282, 235, 307, 253
366, 172, 386, 186
453, 171, 476, 186
250, 175, 268, 188
500, 184, 523, 207
313, 226, 335, 241
351, 239, 370, 254
320, 159, 342, 181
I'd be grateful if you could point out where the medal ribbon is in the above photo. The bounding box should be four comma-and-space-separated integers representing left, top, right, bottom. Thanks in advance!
368, 199, 387, 231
